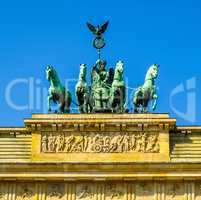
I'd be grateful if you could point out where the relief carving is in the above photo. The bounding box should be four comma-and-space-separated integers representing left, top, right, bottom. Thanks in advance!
195, 182, 201, 200
166, 183, 183, 200
55, 134, 65, 152
135, 182, 154, 200
48, 134, 56, 152
105, 183, 124, 200
140, 183, 151, 195
42, 134, 48, 152
0, 181, 197, 200
0, 193, 5, 200
76, 184, 94, 200
46, 184, 64, 200
16, 184, 35, 200
41, 132, 160, 153
0, 184, 7, 200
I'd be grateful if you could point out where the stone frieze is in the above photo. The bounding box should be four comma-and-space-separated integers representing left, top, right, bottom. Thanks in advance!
41, 132, 160, 153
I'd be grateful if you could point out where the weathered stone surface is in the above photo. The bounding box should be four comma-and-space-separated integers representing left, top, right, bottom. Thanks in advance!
28, 114, 172, 162
0, 181, 199, 199
0, 114, 200, 199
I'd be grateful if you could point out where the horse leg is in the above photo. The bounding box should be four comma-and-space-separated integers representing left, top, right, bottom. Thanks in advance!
110, 88, 115, 112
133, 93, 140, 113
47, 94, 53, 112
120, 87, 126, 112
152, 94, 158, 111
57, 92, 65, 113
142, 99, 149, 113
134, 103, 139, 113
64, 91, 71, 113
58, 97, 65, 113
115, 88, 122, 113
133, 98, 140, 113
142, 107, 148, 113
59, 102, 65, 113
83, 93, 88, 113
89, 95, 93, 113
83, 96, 91, 113
112, 88, 122, 113
79, 105, 84, 113
64, 100, 70, 113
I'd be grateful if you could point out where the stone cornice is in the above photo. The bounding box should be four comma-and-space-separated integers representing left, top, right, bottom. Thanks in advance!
24, 113, 177, 132
0, 162, 200, 181
0, 127, 29, 135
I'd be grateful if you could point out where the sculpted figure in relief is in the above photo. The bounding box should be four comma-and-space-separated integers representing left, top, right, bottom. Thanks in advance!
47, 184, 63, 200
17, 184, 34, 200
55, 134, 65, 152
41, 132, 160, 153
48, 134, 56, 152
41, 134, 48, 152
146, 135, 159, 152
106, 184, 123, 199
77, 185, 93, 199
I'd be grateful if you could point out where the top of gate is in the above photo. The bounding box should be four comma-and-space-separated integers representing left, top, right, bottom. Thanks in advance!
46, 22, 159, 114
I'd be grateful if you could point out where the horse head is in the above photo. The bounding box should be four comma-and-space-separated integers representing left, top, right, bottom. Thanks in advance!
114, 60, 124, 80
145, 64, 159, 81
116, 60, 124, 73
46, 65, 55, 81
46, 65, 61, 88
79, 64, 87, 81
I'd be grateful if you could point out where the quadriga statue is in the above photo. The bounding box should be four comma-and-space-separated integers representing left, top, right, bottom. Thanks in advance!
133, 64, 159, 113
46, 65, 72, 113
75, 60, 126, 113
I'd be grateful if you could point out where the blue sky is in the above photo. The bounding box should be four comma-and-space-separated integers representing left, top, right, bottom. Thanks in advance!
0, 0, 200, 126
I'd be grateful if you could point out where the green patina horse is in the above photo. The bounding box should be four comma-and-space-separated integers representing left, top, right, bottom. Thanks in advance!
75, 64, 92, 113
46, 65, 72, 113
133, 64, 159, 113
111, 60, 126, 113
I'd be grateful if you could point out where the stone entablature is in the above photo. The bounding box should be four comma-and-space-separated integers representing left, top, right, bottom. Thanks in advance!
26, 114, 173, 162
0, 114, 200, 200
0, 114, 201, 163
0, 181, 200, 200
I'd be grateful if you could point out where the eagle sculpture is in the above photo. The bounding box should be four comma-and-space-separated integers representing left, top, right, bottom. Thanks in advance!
86, 21, 109, 37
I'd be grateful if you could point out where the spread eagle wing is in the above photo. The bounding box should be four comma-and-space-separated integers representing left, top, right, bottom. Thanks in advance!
99, 21, 109, 34
86, 22, 97, 34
